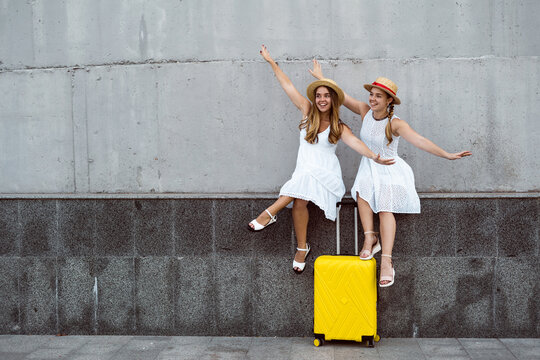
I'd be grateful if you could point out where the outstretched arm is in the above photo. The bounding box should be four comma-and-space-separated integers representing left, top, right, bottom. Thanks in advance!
392, 118, 472, 160
260, 45, 311, 116
309, 59, 370, 118
340, 125, 395, 165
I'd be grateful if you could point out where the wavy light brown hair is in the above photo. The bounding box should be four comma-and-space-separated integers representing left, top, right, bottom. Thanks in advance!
299, 86, 343, 144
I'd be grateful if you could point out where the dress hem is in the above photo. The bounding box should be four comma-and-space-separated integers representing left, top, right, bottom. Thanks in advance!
353, 191, 421, 214
279, 191, 338, 221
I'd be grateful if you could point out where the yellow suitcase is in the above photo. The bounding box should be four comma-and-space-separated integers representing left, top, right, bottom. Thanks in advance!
313, 203, 380, 347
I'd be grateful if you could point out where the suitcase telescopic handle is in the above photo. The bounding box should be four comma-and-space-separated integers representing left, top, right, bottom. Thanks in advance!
335, 202, 359, 256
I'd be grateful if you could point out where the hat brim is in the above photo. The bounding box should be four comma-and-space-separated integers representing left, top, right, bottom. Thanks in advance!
364, 84, 401, 105
307, 79, 345, 107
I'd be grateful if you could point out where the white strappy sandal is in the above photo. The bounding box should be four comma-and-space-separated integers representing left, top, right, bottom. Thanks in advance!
359, 231, 381, 260
293, 244, 311, 274
248, 209, 277, 232
379, 254, 395, 288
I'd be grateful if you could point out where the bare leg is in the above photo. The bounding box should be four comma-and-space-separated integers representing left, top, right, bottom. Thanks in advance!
292, 199, 309, 270
379, 211, 396, 286
248, 195, 294, 229
357, 195, 378, 258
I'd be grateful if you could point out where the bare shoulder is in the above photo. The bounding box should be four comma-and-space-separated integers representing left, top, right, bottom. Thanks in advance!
391, 117, 407, 128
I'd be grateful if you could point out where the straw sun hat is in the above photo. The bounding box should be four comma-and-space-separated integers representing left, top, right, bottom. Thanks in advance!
364, 77, 401, 105
306, 78, 345, 106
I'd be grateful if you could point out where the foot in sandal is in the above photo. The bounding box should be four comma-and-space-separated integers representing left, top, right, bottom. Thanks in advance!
293, 244, 311, 274
379, 254, 395, 287
359, 231, 381, 260
248, 209, 277, 231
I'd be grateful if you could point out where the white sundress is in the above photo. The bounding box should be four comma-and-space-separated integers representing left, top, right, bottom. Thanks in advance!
280, 127, 346, 221
351, 110, 421, 213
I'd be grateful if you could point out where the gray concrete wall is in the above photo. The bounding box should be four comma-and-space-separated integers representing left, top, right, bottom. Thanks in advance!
1, 0, 539, 193
0, 197, 538, 337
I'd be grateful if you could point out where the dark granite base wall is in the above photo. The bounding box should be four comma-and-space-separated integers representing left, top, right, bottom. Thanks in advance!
0, 197, 538, 337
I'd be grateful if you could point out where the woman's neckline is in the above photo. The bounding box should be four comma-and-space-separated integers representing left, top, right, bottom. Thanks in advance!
372, 110, 389, 121
318, 125, 330, 134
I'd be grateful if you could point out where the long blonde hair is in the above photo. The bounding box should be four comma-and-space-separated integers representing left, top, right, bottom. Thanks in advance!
300, 86, 342, 144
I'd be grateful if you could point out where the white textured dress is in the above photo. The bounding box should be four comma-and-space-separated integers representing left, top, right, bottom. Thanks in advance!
280, 127, 346, 221
351, 110, 420, 213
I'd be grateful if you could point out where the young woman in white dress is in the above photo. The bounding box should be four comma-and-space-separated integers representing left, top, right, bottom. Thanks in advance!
310, 61, 471, 286
249, 46, 395, 274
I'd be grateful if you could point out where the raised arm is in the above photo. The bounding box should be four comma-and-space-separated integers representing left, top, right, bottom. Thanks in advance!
340, 125, 395, 165
260, 45, 311, 116
392, 118, 472, 160
309, 59, 370, 118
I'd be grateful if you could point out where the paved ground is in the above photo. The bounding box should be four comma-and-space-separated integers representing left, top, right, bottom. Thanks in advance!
0, 335, 539, 359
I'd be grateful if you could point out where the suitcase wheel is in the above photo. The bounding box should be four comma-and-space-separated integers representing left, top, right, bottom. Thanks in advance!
374, 334, 380, 342
313, 335, 325, 347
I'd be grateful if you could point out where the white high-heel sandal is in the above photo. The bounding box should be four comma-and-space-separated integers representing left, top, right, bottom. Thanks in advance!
379, 254, 395, 288
293, 244, 311, 274
248, 209, 277, 232
359, 231, 381, 260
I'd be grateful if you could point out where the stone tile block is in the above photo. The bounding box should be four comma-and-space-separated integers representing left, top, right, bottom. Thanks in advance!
134, 257, 175, 335
459, 338, 517, 359
57, 200, 95, 256
158, 336, 211, 358
23, 348, 73, 358
412, 199, 457, 256
215, 255, 254, 336
247, 337, 293, 360
175, 255, 217, 335
377, 258, 416, 337
0, 200, 19, 256
174, 199, 213, 256
93, 257, 135, 334
499, 338, 540, 360
214, 199, 253, 255
0, 352, 27, 360
306, 202, 337, 258
116, 336, 170, 359
74, 335, 131, 355
250, 199, 292, 257
333, 341, 381, 360
193, 337, 251, 359
95, 200, 134, 256
375, 338, 425, 360
417, 338, 469, 358
495, 257, 539, 337
0, 258, 20, 333
19, 258, 56, 334
415, 257, 496, 337
497, 198, 538, 257
392, 212, 420, 257
454, 199, 497, 256
289, 337, 336, 359
252, 256, 313, 337
0, 335, 49, 352
20, 200, 57, 257
57, 257, 94, 335
134, 200, 174, 256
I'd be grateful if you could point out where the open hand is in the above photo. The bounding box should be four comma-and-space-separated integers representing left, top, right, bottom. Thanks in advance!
373, 154, 395, 165
446, 151, 472, 160
260, 45, 273, 63
309, 59, 324, 80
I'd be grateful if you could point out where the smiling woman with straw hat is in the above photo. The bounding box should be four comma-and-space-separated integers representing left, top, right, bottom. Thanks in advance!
310, 61, 472, 287
248, 45, 395, 274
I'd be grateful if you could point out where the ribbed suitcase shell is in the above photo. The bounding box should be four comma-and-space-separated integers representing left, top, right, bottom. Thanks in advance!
314, 255, 377, 342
